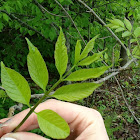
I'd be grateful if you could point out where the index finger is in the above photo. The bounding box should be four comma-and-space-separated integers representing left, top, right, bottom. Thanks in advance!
0, 99, 102, 137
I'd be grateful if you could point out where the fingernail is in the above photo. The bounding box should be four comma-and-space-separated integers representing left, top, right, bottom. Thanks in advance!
1, 133, 17, 140
1, 138, 17, 140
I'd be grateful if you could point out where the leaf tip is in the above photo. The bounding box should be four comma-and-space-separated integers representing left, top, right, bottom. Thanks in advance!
59, 26, 63, 33
25, 38, 35, 52
91, 34, 100, 41
1, 61, 5, 68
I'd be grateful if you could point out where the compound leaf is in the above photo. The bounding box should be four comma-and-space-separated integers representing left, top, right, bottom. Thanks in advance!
55, 27, 68, 77
1, 62, 31, 106
52, 83, 102, 101
65, 66, 110, 81
37, 109, 70, 139
26, 38, 48, 92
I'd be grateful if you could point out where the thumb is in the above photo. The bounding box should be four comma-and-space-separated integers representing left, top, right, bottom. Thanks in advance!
1, 132, 50, 140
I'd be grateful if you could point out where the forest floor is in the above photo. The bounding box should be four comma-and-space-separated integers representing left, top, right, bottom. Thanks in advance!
76, 70, 140, 140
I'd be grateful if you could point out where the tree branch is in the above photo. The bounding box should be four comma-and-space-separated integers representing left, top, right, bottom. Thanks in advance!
33, 0, 67, 17
77, 0, 126, 50
114, 76, 140, 125
54, 0, 86, 45
77, 0, 137, 64
0, 86, 5, 90
32, 0, 59, 36
0, 10, 52, 43
95, 58, 136, 83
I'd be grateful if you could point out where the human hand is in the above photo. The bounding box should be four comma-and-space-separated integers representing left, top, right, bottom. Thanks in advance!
0, 99, 109, 140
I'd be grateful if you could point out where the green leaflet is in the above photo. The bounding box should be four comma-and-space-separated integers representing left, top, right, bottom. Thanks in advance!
111, 25, 120, 29
130, 39, 137, 44
132, 46, 140, 56
106, 24, 114, 28
37, 109, 70, 139
107, 19, 124, 27
78, 51, 103, 66
26, 38, 48, 92
122, 31, 131, 38
124, 18, 132, 31
74, 40, 82, 64
115, 27, 125, 33
80, 35, 99, 60
55, 27, 68, 77
3, 13, 9, 22
126, 48, 131, 57
65, 66, 110, 81
1, 62, 31, 106
52, 82, 102, 101
113, 19, 124, 27
134, 27, 140, 37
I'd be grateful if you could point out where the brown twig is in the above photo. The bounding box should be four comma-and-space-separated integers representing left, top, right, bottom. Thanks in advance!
0, 10, 52, 43
54, 0, 86, 45
32, 0, 59, 36
77, 0, 126, 50
99, 36, 111, 40
33, 0, 66, 17
0, 86, 5, 90
95, 58, 136, 83
77, 0, 137, 64
114, 76, 140, 125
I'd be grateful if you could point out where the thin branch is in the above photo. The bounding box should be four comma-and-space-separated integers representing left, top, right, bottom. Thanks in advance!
95, 58, 136, 83
98, 36, 111, 40
11, 13, 35, 18
94, 1, 126, 9
112, 44, 117, 68
31, 91, 55, 99
94, 89, 115, 95
54, 0, 86, 45
77, 0, 137, 64
77, 0, 126, 50
0, 86, 5, 90
32, 0, 59, 36
114, 76, 140, 125
33, 0, 66, 17
0, 10, 52, 43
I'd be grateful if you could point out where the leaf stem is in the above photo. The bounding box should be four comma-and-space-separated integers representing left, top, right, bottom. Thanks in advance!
13, 64, 76, 132
13, 79, 62, 132
62, 65, 76, 79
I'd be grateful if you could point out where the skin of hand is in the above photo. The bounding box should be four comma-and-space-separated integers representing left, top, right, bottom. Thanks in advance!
0, 99, 109, 140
